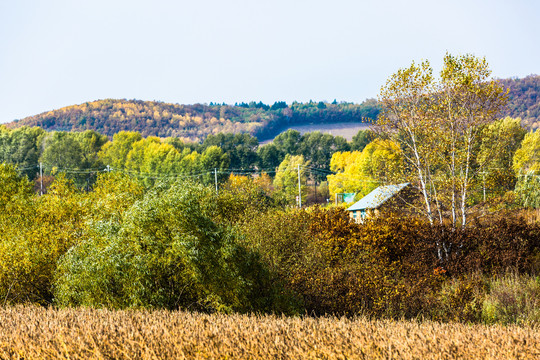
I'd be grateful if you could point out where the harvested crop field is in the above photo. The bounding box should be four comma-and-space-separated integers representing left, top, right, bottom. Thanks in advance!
0, 306, 538, 359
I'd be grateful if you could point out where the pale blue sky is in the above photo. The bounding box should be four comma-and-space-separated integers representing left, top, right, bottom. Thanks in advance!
1, 0, 539, 123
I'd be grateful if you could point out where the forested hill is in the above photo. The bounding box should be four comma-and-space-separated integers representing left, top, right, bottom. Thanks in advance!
5, 75, 539, 141
499, 75, 540, 131
5, 99, 380, 142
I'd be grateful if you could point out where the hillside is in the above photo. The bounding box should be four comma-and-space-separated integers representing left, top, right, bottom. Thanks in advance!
499, 75, 540, 130
5, 99, 380, 142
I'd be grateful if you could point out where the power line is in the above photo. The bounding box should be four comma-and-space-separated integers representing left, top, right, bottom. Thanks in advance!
9, 162, 540, 183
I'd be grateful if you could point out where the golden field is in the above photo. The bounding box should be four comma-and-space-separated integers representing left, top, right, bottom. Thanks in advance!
0, 306, 538, 360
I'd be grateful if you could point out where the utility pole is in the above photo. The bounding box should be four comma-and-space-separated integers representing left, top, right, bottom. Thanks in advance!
314, 179, 317, 204
297, 164, 302, 208
39, 162, 43, 196
214, 168, 218, 195
483, 172, 486, 202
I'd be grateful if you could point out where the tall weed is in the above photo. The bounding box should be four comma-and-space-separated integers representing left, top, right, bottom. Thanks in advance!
482, 272, 540, 325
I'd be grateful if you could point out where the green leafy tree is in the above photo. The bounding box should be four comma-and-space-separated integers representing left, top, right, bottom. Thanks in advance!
86, 172, 146, 221
165, 137, 200, 153
199, 145, 231, 184
0, 126, 45, 179
257, 143, 282, 171
0, 175, 87, 305
203, 133, 259, 170
123, 136, 184, 185
40, 132, 84, 170
513, 130, 540, 174
270, 130, 351, 183
98, 131, 142, 170
270, 101, 288, 110
297, 132, 350, 177
350, 129, 375, 151
0, 163, 34, 222
0, 164, 36, 303
514, 174, 540, 208
40, 132, 87, 186
273, 154, 310, 205
513, 130, 540, 208
327, 139, 402, 198
215, 173, 276, 225
273, 129, 302, 156
73, 130, 108, 170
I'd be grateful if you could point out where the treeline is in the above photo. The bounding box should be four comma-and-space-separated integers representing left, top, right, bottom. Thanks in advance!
499, 75, 540, 131
5, 99, 380, 142
1, 165, 539, 324
0, 125, 374, 199
1, 119, 539, 209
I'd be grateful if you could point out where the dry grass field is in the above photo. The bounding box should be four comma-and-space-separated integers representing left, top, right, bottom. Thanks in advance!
0, 306, 538, 360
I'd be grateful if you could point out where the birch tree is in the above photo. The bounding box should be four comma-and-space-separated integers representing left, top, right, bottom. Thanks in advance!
377, 54, 507, 229
378, 60, 439, 225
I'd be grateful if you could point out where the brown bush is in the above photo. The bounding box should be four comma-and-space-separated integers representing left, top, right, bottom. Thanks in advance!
431, 214, 540, 276
240, 208, 443, 317
240, 208, 540, 319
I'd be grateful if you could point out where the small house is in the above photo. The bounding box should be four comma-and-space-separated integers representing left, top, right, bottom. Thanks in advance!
347, 183, 411, 222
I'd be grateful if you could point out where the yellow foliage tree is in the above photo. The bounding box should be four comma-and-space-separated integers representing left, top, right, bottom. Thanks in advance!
513, 130, 540, 174
327, 139, 402, 199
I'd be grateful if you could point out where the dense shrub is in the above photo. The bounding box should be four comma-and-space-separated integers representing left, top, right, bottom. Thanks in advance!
54, 180, 296, 314
434, 215, 540, 276
0, 172, 147, 305
0, 163, 34, 224
214, 173, 276, 225
240, 208, 441, 317
306, 213, 441, 317
0, 174, 89, 305
240, 208, 540, 319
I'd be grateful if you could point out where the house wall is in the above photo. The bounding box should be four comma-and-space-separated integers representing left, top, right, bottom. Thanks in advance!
349, 208, 374, 223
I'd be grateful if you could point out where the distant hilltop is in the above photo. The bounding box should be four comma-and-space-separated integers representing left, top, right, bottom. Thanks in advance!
4, 75, 539, 142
